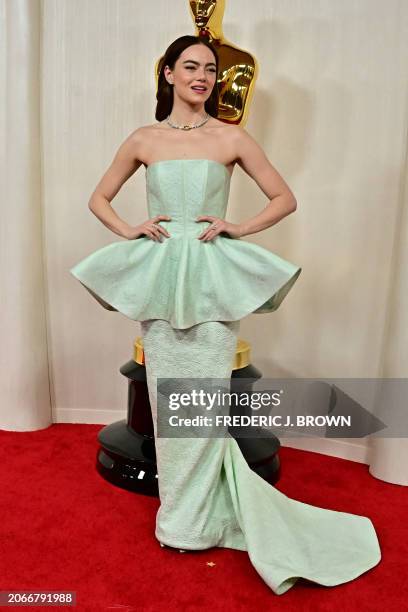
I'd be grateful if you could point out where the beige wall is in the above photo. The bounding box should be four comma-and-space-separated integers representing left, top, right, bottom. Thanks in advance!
2, 0, 407, 482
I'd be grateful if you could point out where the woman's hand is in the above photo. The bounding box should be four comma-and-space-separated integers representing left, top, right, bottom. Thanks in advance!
195, 216, 242, 241
124, 215, 172, 242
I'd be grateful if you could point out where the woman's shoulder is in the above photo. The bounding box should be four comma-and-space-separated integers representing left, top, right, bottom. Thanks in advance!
121, 124, 166, 155
136, 120, 169, 133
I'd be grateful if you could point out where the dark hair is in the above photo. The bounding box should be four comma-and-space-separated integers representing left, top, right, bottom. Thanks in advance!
155, 35, 219, 121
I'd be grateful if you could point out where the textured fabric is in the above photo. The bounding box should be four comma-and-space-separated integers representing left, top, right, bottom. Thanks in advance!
141, 318, 381, 596
71, 158, 381, 594
69, 159, 302, 329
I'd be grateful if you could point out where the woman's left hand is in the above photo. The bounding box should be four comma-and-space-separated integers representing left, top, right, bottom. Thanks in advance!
195, 216, 242, 241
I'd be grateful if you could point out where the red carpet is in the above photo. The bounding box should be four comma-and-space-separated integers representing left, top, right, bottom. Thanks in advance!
0, 424, 406, 611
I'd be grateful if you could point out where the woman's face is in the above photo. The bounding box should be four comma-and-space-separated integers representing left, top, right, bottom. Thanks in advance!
165, 44, 217, 105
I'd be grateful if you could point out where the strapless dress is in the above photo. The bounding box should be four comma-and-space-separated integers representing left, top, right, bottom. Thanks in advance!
69, 159, 381, 596
69, 159, 302, 328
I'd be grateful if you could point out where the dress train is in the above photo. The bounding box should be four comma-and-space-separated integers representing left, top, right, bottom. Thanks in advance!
140, 318, 381, 596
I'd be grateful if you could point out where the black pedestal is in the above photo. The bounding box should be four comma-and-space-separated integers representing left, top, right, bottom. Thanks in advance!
96, 338, 281, 495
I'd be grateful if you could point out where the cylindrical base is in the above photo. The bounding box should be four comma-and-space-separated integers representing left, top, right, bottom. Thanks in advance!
96, 336, 281, 495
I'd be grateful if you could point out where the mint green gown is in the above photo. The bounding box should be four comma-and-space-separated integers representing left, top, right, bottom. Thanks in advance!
69, 159, 381, 595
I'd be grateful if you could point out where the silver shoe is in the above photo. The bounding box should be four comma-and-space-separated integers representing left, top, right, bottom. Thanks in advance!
159, 541, 186, 553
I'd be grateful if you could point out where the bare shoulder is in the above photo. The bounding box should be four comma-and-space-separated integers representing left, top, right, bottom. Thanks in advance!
211, 122, 250, 156
125, 122, 169, 142
229, 124, 268, 165
205, 120, 240, 160
205, 123, 253, 166
124, 124, 157, 146
209, 118, 238, 135
229, 124, 256, 149
226, 125, 297, 202
115, 124, 164, 163
138, 121, 168, 133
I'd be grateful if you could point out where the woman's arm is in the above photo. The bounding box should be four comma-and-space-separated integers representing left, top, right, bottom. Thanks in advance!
87, 129, 144, 238
233, 127, 297, 238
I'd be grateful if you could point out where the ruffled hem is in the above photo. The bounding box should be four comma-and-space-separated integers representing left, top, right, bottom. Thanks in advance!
69, 234, 302, 329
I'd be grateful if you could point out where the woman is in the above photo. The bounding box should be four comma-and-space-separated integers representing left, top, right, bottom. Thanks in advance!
70, 35, 381, 596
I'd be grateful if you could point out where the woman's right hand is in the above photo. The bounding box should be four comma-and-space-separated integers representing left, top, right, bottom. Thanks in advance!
124, 215, 172, 241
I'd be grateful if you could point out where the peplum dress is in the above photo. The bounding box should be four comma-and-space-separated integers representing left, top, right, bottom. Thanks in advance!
69, 159, 381, 596
70, 158, 302, 327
